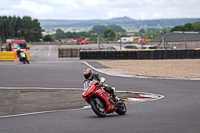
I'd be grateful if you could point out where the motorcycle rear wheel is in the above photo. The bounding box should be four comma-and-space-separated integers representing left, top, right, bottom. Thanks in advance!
90, 98, 106, 117
115, 99, 127, 115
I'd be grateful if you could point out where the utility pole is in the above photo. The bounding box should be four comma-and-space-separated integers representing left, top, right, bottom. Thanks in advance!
95, 33, 100, 50
118, 33, 122, 50
95, 33, 105, 50
160, 31, 165, 49
139, 33, 143, 49
182, 31, 187, 49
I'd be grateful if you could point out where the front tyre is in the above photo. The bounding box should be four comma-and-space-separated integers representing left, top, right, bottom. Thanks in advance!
115, 99, 127, 115
90, 98, 106, 117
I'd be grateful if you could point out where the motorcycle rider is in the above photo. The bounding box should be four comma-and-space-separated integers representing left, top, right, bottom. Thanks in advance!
20, 51, 29, 64
83, 68, 120, 101
16, 47, 22, 62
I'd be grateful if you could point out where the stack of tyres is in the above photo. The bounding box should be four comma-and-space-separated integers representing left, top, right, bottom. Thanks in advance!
115, 51, 120, 59
176, 50, 182, 59
131, 51, 137, 59
189, 50, 195, 59
154, 50, 160, 59
88, 51, 93, 59
110, 51, 115, 59
137, 51, 144, 59
93, 51, 98, 59
104, 51, 109, 59
119, 51, 124, 59
185, 50, 191, 59
97, 51, 101, 59
195, 50, 200, 58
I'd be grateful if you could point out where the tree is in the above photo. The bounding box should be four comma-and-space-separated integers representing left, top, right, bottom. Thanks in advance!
43, 35, 52, 41
92, 25, 107, 33
184, 23, 193, 31
104, 29, 116, 40
170, 26, 185, 32
107, 24, 126, 34
139, 28, 145, 34
55, 29, 66, 39
91, 24, 126, 34
0, 16, 42, 41
192, 21, 200, 31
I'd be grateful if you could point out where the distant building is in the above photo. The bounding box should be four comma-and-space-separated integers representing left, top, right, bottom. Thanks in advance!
148, 31, 200, 49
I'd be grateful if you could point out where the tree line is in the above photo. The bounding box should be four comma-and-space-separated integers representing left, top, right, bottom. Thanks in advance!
0, 16, 43, 42
46, 24, 126, 41
138, 21, 200, 39
170, 21, 200, 32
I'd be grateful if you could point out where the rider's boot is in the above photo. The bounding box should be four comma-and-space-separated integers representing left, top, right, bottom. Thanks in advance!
112, 94, 120, 101
110, 87, 120, 101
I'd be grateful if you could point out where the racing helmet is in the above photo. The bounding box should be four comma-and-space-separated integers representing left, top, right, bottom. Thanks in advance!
17, 47, 20, 50
83, 68, 93, 80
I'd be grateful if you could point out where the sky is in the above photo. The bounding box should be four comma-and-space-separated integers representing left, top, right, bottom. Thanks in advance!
0, 0, 200, 20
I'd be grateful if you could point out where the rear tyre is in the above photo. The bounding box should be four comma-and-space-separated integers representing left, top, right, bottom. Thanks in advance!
90, 98, 106, 117
22, 59, 25, 64
26, 58, 29, 64
115, 99, 126, 115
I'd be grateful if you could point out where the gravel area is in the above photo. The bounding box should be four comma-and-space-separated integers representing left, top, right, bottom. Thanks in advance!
97, 59, 200, 79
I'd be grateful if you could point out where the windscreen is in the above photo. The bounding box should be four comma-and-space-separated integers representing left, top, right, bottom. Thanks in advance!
12, 43, 27, 49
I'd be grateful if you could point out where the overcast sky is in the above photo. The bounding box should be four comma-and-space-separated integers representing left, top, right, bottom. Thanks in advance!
0, 0, 200, 20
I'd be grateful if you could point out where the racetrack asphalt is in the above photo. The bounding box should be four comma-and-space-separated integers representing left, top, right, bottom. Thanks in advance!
1, 46, 200, 133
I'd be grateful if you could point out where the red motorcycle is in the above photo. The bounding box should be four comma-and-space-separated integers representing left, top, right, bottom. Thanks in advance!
82, 80, 126, 117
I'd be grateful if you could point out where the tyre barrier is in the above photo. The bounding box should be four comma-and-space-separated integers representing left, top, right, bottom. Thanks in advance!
80, 49, 200, 60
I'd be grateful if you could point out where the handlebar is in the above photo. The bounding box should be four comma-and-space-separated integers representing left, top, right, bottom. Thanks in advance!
94, 82, 104, 87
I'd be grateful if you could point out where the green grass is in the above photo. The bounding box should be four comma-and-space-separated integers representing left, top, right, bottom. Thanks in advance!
27, 44, 34, 48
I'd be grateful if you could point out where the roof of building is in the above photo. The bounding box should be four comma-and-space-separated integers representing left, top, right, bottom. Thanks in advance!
149, 31, 200, 42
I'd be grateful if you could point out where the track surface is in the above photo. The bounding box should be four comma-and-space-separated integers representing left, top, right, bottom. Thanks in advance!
0, 45, 200, 133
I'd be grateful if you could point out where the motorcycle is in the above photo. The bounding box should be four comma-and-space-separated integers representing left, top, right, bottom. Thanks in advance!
82, 80, 126, 117
20, 52, 29, 64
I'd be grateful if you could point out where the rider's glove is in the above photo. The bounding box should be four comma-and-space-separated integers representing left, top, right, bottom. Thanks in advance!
100, 77, 106, 83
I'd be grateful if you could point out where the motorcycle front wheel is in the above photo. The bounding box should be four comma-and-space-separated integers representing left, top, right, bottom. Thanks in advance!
90, 98, 106, 117
115, 99, 127, 115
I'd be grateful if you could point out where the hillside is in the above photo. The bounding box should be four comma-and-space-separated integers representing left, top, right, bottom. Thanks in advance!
39, 17, 200, 33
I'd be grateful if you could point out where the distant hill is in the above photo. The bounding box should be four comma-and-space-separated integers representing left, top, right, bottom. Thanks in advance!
39, 17, 200, 33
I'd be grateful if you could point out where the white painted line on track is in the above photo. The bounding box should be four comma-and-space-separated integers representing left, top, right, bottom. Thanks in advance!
0, 107, 88, 119
82, 61, 133, 77
0, 87, 83, 90
30, 45, 45, 56
48, 45, 52, 56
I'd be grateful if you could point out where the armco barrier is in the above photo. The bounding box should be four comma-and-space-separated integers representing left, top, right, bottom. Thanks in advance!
0, 51, 30, 61
79, 49, 200, 60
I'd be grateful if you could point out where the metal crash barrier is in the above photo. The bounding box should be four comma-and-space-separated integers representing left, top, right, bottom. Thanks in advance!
79, 49, 200, 60
0, 51, 30, 61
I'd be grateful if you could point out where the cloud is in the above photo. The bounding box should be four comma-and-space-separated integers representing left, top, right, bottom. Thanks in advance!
0, 0, 200, 20
13, 1, 53, 15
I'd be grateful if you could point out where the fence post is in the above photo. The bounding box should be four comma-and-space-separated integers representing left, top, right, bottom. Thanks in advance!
118, 33, 122, 50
